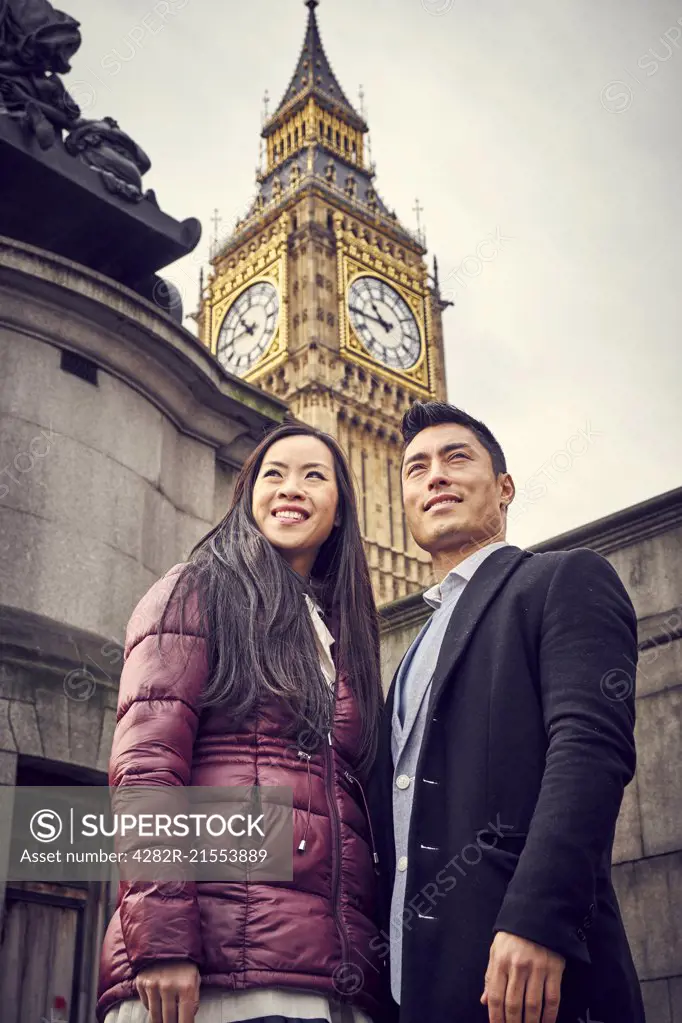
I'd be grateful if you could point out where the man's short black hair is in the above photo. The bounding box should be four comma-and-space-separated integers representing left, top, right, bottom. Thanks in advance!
401, 401, 507, 475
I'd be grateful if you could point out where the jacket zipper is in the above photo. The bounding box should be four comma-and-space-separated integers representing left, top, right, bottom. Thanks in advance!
324, 729, 351, 974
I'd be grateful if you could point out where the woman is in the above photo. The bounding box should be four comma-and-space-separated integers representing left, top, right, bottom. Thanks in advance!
96, 423, 389, 1023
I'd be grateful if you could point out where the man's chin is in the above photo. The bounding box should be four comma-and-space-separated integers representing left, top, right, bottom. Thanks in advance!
419, 523, 471, 555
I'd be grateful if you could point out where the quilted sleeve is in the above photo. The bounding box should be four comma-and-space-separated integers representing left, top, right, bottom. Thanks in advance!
109, 564, 208, 974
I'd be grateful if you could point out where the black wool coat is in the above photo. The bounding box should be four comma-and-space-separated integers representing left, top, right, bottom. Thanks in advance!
369, 545, 645, 1023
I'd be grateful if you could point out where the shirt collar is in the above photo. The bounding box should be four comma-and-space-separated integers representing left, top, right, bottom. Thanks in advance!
304, 593, 336, 688
423, 540, 510, 609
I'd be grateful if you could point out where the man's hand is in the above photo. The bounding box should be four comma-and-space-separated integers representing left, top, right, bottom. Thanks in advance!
481, 932, 565, 1023
135, 960, 200, 1023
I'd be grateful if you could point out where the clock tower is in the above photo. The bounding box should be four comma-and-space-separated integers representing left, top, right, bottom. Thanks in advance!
199, 0, 450, 603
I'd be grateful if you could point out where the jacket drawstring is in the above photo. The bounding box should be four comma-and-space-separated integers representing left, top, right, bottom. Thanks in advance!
344, 770, 379, 869
297, 750, 313, 853
296, 751, 379, 868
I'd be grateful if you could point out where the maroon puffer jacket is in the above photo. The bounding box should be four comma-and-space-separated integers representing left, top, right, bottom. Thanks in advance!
96, 563, 387, 1022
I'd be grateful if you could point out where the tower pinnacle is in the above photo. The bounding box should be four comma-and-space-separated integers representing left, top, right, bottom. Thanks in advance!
268, 0, 363, 127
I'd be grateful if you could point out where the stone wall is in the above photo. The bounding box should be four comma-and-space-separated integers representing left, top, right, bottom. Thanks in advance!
0, 236, 286, 1021
0, 233, 286, 768
379, 487, 682, 1022
0, 236, 286, 641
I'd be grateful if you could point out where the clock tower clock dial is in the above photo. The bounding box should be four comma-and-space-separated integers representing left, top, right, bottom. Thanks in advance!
347, 276, 422, 371
216, 281, 280, 377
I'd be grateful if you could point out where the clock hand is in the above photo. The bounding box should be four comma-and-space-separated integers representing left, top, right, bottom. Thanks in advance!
238, 315, 256, 335
230, 327, 256, 346
370, 300, 393, 333
349, 306, 394, 332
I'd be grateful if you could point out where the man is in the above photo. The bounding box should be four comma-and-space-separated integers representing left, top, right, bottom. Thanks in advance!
369, 401, 644, 1023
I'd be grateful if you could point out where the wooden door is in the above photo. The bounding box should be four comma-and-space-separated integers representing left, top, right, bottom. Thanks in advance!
0, 892, 81, 1023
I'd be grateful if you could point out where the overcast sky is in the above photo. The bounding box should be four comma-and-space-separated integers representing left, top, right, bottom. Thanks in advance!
64, 0, 681, 548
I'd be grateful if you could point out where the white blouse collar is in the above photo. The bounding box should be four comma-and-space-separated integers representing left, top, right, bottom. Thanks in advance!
304, 594, 336, 688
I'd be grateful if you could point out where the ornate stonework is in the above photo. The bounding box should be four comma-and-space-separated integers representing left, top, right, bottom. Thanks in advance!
199, 1, 451, 603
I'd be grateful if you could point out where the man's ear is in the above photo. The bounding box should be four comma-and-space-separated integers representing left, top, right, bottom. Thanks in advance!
500, 473, 515, 509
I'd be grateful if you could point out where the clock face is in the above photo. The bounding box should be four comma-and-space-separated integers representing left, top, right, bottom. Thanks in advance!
347, 276, 422, 371
216, 281, 280, 376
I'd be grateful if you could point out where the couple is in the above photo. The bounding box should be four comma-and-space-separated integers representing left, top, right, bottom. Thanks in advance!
96, 401, 644, 1023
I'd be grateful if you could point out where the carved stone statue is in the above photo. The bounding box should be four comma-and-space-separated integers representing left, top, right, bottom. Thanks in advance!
0, 0, 202, 303
0, 0, 82, 146
0, 0, 164, 208
65, 117, 152, 203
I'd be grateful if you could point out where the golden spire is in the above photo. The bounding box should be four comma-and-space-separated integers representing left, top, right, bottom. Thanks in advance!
268, 0, 364, 128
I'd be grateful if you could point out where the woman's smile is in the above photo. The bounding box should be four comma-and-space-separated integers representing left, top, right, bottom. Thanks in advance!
271, 504, 311, 523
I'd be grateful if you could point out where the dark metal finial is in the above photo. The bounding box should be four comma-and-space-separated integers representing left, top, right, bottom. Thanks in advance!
306, 0, 319, 9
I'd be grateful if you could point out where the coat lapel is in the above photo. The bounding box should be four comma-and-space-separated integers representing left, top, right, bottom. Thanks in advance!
377, 656, 402, 771
370, 659, 403, 876
426, 545, 531, 714
374, 636, 415, 808
393, 618, 433, 733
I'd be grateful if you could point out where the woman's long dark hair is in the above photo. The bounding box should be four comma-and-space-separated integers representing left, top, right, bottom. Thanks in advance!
157, 422, 382, 774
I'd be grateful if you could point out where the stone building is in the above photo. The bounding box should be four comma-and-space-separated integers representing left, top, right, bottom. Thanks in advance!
381, 486, 682, 1022
199, 0, 450, 605
0, 236, 286, 1023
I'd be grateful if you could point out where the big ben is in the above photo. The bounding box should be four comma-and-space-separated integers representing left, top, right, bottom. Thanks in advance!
199, 0, 450, 604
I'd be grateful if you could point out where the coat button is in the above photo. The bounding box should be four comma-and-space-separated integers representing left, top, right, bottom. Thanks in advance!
397, 856, 408, 871
396, 775, 411, 790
